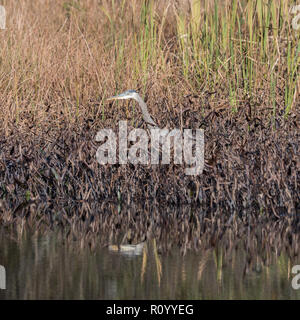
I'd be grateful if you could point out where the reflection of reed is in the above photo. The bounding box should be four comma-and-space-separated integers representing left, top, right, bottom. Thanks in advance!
1, 201, 299, 261
141, 243, 147, 284
214, 248, 223, 284
153, 239, 162, 287
197, 250, 211, 281
107, 238, 163, 288
1, 229, 300, 300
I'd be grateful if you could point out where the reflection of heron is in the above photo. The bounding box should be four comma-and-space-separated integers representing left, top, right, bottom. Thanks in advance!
107, 90, 158, 129
108, 242, 145, 257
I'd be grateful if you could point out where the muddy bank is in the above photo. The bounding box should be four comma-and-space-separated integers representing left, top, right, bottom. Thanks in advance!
0, 102, 299, 254
0, 103, 299, 213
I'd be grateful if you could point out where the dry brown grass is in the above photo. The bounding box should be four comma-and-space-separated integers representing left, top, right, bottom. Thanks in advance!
0, 1, 299, 249
0, 0, 299, 136
0, 0, 183, 134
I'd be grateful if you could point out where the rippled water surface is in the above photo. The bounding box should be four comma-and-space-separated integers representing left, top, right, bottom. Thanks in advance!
0, 231, 299, 300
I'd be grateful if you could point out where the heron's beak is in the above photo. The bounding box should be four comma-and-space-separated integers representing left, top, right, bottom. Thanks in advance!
107, 95, 120, 101
107, 92, 131, 101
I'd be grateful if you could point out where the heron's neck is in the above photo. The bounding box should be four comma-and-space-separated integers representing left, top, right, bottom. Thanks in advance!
135, 96, 158, 127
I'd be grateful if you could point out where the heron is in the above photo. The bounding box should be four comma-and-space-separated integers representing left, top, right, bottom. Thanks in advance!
107, 90, 159, 129
106, 90, 205, 175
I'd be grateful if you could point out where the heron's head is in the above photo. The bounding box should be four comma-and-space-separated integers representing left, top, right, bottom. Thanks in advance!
107, 90, 138, 101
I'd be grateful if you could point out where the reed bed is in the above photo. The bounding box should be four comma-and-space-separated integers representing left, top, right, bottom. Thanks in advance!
0, 1, 299, 250
0, 0, 299, 133
0, 104, 299, 253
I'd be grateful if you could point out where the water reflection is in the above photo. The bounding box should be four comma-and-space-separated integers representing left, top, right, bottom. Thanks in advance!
108, 242, 145, 257
0, 231, 299, 300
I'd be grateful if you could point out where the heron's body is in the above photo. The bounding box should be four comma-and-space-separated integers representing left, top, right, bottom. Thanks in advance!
107, 90, 158, 129
107, 90, 204, 175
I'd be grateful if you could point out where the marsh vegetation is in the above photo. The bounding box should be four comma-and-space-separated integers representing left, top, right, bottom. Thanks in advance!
0, 1, 299, 294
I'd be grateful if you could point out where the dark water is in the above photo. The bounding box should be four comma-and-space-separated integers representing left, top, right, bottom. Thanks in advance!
0, 231, 299, 300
